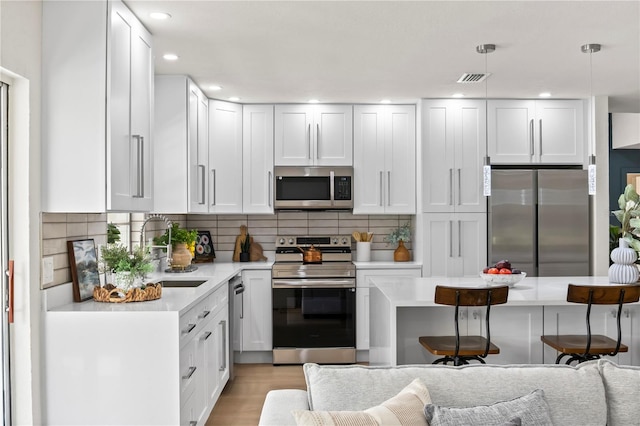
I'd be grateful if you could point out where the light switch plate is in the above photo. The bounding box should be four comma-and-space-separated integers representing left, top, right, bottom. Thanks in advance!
42, 257, 54, 284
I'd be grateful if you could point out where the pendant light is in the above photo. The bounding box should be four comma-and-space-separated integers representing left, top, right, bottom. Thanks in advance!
477, 44, 495, 196
582, 43, 601, 196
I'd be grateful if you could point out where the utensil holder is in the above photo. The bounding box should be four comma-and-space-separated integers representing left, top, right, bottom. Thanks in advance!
356, 242, 371, 262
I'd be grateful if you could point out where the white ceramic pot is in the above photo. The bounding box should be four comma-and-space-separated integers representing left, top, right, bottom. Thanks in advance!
608, 238, 639, 284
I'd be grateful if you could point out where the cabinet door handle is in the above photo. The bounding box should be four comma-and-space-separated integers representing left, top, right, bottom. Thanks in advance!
308, 123, 311, 160
7, 260, 14, 324
211, 169, 216, 206
189, 422, 197, 426
449, 220, 453, 257
538, 119, 543, 156
219, 319, 227, 371
198, 165, 206, 204
199, 310, 210, 319
449, 168, 453, 206
201, 331, 212, 341
268, 171, 272, 207
387, 171, 391, 206
140, 136, 145, 198
457, 168, 461, 206
182, 366, 196, 380
132, 135, 143, 198
182, 323, 196, 334
316, 123, 320, 160
529, 119, 534, 156
379, 171, 384, 206
458, 220, 462, 257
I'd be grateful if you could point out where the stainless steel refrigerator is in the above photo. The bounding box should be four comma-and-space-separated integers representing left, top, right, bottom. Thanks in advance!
488, 169, 590, 277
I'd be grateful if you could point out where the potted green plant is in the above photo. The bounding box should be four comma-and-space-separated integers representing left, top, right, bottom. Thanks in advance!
100, 244, 154, 291
385, 222, 412, 262
153, 223, 198, 268
239, 232, 251, 262
611, 184, 640, 258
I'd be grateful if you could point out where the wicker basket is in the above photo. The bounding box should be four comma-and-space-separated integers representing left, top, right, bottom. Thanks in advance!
93, 283, 162, 303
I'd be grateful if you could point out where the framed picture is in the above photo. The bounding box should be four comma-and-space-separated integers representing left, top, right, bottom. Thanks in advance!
67, 239, 100, 302
194, 230, 216, 263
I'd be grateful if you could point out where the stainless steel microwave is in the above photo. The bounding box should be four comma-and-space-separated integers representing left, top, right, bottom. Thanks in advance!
274, 166, 353, 210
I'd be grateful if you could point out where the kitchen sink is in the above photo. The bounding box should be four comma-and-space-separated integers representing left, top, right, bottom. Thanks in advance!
159, 280, 207, 288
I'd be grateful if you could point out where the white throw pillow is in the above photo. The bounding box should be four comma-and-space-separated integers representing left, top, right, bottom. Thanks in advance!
292, 377, 431, 426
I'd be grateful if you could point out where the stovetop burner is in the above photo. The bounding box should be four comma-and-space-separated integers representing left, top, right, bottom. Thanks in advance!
274, 235, 353, 264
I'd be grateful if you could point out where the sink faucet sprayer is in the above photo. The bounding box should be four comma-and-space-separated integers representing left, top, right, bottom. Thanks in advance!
140, 214, 173, 271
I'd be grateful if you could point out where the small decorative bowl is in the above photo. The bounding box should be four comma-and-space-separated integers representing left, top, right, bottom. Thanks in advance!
479, 272, 527, 287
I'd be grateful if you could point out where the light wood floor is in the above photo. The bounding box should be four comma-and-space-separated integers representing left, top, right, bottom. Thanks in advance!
206, 363, 307, 425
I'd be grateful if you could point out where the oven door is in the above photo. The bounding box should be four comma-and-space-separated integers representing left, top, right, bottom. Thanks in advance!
272, 279, 356, 349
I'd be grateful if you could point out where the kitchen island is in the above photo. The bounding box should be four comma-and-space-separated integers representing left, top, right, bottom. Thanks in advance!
369, 276, 640, 367
44, 261, 272, 426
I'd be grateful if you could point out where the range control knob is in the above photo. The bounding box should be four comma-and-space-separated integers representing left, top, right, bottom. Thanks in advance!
332, 238, 338, 245
288, 238, 294, 245
341, 237, 348, 245
278, 238, 285, 245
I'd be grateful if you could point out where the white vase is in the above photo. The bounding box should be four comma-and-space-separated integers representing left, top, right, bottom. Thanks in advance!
608, 238, 639, 284
114, 271, 135, 291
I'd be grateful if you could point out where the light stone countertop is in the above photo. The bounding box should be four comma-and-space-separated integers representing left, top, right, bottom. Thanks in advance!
49, 261, 273, 314
369, 275, 636, 307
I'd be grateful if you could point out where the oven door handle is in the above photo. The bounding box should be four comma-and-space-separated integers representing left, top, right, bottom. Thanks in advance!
272, 279, 355, 289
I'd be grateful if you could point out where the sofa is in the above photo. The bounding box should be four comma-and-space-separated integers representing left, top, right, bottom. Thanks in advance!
259, 359, 640, 425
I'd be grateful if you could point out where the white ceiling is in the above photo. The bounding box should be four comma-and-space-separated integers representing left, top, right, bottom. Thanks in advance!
125, 0, 640, 112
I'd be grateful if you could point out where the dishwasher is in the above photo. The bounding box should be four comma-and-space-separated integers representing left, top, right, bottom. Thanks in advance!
228, 274, 244, 380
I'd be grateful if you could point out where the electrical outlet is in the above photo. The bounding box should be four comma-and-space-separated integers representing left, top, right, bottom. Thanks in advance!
42, 257, 54, 284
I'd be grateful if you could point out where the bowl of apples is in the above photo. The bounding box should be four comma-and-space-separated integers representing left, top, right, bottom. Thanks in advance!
480, 260, 526, 287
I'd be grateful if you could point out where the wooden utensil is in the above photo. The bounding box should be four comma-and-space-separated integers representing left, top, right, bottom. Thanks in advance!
352, 231, 361, 242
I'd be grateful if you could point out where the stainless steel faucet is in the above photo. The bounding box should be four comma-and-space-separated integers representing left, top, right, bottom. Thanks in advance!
140, 214, 173, 268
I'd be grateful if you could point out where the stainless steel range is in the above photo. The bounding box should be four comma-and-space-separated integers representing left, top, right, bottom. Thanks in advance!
272, 235, 356, 365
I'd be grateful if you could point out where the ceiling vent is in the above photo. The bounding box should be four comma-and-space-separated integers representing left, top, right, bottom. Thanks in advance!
457, 73, 491, 83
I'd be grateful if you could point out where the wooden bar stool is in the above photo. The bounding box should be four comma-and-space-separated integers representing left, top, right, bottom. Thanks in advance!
541, 284, 640, 365
418, 285, 509, 366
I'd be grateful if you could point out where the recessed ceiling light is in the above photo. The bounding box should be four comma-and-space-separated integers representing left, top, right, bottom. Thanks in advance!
163, 53, 179, 61
150, 12, 171, 20
539, 92, 552, 98
308, 99, 320, 104
380, 99, 391, 104
209, 85, 222, 91
229, 96, 240, 102
452, 93, 465, 98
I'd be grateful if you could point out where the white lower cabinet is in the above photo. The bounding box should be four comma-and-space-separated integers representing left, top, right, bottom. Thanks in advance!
234, 270, 273, 352
45, 281, 229, 425
422, 212, 487, 277
356, 267, 422, 350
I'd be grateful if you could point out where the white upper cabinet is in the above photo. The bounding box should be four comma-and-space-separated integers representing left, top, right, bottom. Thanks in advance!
243, 105, 275, 214
422, 100, 487, 213
353, 105, 416, 214
488, 100, 584, 164
42, 0, 153, 212
153, 76, 208, 214
209, 100, 243, 213
275, 105, 353, 166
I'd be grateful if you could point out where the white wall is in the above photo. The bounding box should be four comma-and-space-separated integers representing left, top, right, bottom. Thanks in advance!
0, 1, 43, 424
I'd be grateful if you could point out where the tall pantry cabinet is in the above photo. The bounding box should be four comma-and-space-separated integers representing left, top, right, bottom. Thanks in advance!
42, 0, 154, 212
421, 100, 487, 277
